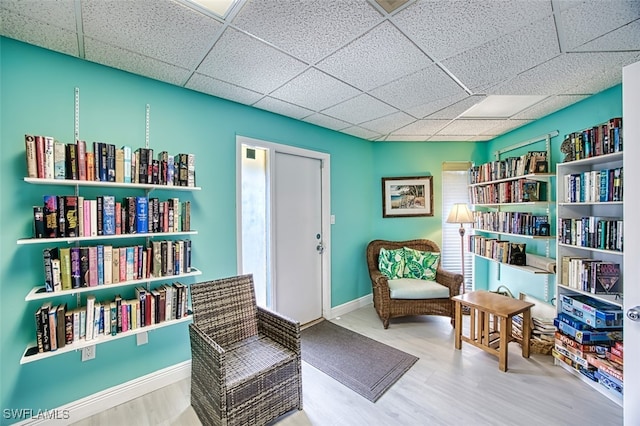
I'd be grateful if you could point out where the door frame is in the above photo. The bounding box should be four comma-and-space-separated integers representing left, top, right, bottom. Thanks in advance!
236, 135, 332, 320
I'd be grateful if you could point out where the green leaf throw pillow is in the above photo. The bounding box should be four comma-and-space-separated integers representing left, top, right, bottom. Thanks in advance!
378, 248, 405, 279
403, 247, 440, 280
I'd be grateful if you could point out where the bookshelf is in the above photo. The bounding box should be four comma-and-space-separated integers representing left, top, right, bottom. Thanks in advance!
468, 132, 557, 299
554, 120, 624, 406
19, 88, 201, 363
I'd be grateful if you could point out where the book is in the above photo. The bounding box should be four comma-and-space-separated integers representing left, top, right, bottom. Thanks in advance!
33, 206, 45, 238
112, 247, 120, 283
43, 195, 58, 238
78, 196, 84, 237
51, 258, 62, 292
594, 262, 621, 294
59, 247, 72, 291
85, 295, 95, 340
122, 146, 132, 183
35, 135, 45, 178
70, 247, 81, 289
48, 304, 58, 351
102, 195, 116, 235
56, 304, 66, 349
65, 142, 78, 180
79, 247, 90, 287
96, 245, 104, 286
136, 196, 148, 233
88, 246, 98, 287
34, 306, 44, 352
115, 148, 124, 182
104, 245, 113, 285
42, 247, 59, 292
40, 302, 52, 351
77, 140, 87, 180
65, 308, 74, 345
43, 136, 55, 180
508, 243, 526, 266
25, 135, 38, 178
64, 196, 79, 237
57, 195, 66, 238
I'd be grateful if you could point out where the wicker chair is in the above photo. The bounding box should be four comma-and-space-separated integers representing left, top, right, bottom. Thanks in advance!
189, 274, 302, 426
366, 239, 463, 329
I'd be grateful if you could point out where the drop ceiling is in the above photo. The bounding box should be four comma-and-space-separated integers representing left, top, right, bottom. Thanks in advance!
1, 0, 639, 142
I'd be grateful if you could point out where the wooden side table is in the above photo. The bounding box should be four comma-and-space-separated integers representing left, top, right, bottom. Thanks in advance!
452, 290, 534, 372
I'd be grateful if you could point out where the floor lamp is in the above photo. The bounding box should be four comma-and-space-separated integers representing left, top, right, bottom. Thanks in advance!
446, 203, 474, 295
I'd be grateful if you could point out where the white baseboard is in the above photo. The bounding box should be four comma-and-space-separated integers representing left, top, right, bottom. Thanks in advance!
328, 293, 372, 319
15, 360, 191, 426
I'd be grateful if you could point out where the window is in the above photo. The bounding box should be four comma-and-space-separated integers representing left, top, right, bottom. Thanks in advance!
441, 162, 473, 292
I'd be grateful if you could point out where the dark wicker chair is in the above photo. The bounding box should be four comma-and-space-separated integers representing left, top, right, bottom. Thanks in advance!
366, 239, 463, 329
189, 274, 302, 426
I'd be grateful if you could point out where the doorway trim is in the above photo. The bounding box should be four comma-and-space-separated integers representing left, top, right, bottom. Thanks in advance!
236, 135, 332, 321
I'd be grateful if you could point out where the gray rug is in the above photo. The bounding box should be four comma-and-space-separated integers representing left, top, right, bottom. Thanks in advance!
301, 320, 418, 402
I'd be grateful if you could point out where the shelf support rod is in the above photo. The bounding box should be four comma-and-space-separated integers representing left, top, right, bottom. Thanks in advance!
493, 130, 559, 160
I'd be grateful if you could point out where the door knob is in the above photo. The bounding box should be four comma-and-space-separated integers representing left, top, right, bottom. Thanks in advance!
628, 306, 640, 322
316, 243, 324, 254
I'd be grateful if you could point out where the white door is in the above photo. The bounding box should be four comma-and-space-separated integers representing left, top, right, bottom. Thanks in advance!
622, 60, 639, 425
273, 151, 323, 324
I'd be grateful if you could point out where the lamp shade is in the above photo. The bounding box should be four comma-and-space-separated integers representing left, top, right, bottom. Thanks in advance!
446, 203, 474, 224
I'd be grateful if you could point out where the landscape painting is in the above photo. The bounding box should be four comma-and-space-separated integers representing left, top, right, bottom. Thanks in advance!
382, 176, 433, 217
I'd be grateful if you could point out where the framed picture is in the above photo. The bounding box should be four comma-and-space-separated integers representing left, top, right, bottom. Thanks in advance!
382, 176, 434, 218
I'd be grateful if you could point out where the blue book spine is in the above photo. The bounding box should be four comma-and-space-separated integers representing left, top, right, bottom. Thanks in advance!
102, 195, 116, 235
70, 247, 81, 289
136, 196, 149, 233
126, 246, 135, 281
122, 146, 132, 183
599, 169, 609, 202
97, 245, 104, 285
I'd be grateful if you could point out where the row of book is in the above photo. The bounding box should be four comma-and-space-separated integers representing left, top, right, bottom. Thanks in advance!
562, 117, 623, 162
468, 235, 526, 266
33, 283, 189, 353
42, 240, 192, 292
561, 167, 623, 203
472, 211, 550, 236
35, 195, 191, 239
468, 150, 548, 184
559, 217, 623, 252
553, 298, 623, 397
24, 136, 196, 187
468, 179, 544, 204
560, 256, 621, 295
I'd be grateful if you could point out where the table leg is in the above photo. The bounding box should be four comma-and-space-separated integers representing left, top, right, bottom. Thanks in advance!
499, 316, 509, 372
522, 308, 531, 358
454, 301, 462, 350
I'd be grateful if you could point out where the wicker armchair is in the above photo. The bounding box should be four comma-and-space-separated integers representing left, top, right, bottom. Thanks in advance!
366, 239, 463, 329
189, 274, 302, 426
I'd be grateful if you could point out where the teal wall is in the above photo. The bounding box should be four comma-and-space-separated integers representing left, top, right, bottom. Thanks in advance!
0, 35, 623, 419
476, 86, 623, 301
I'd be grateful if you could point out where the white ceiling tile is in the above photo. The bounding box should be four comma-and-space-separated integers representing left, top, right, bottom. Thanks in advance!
0, 8, 78, 56
404, 93, 467, 119
563, 52, 640, 95
436, 119, 510, 136
393, 0, 552, 61
426, 95, 487, 119
82, 0, 223, 69
316, 20, 433, 91
341, 126, 382, 140
490, 51, 640, 96
303, 113, 352, 131
252, 97, 315, 120
428, 135, 492, 142
321, 94, 397, 124
270, 68, 362, 111
197, 27, 308, 94
479, 119, 533, 136
84, 37, 192, 86
443, 16, 560, 91
359, 111, 416, 134
186, 73, 264, 105
369, 64, 468, 110
511, 95, 588, 120
0, 0, 76, 30
384, 135, 431, 141
231, 0, 382, 64
572, 20, 640, 52
392, 119, 450, 136
557, 1, 640, 51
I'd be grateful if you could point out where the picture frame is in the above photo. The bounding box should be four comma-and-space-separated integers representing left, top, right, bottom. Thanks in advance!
382, 176, 434, 218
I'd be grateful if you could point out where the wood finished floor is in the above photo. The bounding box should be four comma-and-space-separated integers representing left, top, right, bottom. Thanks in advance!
72, 304, 623, 426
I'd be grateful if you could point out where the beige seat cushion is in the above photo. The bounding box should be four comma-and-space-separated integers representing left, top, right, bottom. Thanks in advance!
388, 278, 450, 299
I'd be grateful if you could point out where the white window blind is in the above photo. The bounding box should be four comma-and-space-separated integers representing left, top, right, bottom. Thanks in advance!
441, 162, 473, 292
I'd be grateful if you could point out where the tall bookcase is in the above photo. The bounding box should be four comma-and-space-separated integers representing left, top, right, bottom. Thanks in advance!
18, 89, 202, 364
468, 132, 557, 301
554, 119, 624, 405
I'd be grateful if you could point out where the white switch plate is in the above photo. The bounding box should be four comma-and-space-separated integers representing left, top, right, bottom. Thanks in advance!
82, 345, 96, 361
330, 215, 335, 224
137, 331, 148, 346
